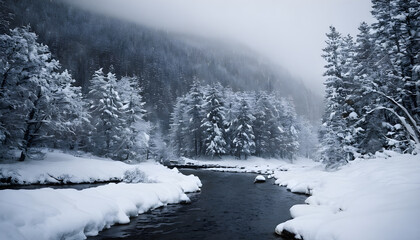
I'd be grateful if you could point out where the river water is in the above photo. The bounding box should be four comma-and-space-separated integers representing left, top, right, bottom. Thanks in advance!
90, 169, 306, 240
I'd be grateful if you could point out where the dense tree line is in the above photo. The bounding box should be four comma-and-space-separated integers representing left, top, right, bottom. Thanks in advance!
5, 0, 322, 126
169, 81, 302, 159
0, 0, 320, 162
0, 23, 150, 161
0, 18, 316, 162
319, 0, 419, 168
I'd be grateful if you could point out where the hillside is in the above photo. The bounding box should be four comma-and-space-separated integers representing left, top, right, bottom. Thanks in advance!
8, 0, 322, 125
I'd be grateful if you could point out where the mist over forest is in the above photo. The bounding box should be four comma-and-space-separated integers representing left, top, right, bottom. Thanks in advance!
8, 0, 322, 127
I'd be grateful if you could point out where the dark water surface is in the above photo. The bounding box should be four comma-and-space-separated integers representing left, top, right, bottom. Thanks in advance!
90, 169, 306, 240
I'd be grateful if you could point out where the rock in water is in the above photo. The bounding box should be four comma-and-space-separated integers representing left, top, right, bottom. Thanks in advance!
254, 175, 266, 183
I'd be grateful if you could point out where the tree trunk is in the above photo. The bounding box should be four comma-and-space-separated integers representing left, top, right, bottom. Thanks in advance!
19, 89, 42, 161
19, 148, 27, 161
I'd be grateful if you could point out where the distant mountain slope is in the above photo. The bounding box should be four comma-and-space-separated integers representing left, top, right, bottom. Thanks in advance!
7, 0, 322, 125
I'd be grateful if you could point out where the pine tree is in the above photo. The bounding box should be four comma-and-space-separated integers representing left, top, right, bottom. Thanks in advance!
230, 98, 255, 159
372, 0, 419, 121
253, 93, 274, 157
0, 27, 39, 156
319, 26, 349, 167
116, 76, 148, 160
275, 96, 300, 159
49, 70, 91, 151
223, 87, 239, 155
318, 3, 420, 158
184, 80, 204, 157
368, 0, 420, 151
201, 83, 227, 157
169, 96, 188, 157
169, 87, 302, 159
0, 26, 85, 160
87, 69, 125, 159
350, 22, 387, 153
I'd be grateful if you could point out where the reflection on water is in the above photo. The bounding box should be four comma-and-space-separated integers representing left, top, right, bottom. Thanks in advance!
90, 169, 306, 240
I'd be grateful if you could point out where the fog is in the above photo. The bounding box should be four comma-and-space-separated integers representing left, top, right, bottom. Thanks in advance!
67, 0, 374, 95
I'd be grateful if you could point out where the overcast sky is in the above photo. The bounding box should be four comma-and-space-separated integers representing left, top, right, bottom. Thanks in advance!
67, 0, 374, 95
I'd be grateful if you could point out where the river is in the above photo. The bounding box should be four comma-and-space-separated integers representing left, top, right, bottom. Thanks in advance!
90, 169, 306, 240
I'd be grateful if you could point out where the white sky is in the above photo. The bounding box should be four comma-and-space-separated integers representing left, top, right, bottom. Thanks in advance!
68, 0, 374, 95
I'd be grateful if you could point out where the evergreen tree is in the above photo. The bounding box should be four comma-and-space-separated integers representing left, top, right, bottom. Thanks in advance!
169, 96, 188, 157
0, 26, 85, 160
169, 87, 302, 159
275, 97, 300, 159
87, 69, 125, 159
368, 0, 420, 151
253, 93, 275, 157
319, 26, 349, 167
49, 70, 91, 151
350, 22, 387, 153
184, 80, 204, 157
318, 2, 420, 160
223, 87, 239, 155
230, 98, 255, 159
116, 76, 149, 160
201, 83, 227, 157
372, 0, 419, 121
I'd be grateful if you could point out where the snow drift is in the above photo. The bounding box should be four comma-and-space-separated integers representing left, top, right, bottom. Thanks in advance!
0, 151, 201, 239
274, 151, 420, 240
0, 151, 201, 190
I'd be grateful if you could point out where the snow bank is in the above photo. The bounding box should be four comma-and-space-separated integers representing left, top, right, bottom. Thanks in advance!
182, 153, 420, 240
0, 151, 201, 190
274, 151, 420, 240
182, 156, 319, 175
0, 151, 202, 239
141, 165, 202, 193
0, 182, 195, 240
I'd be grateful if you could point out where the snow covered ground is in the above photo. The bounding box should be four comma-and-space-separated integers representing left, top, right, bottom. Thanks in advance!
182, 156, 320, 175
0, 151, 198, 189
182, 152, 420, 240
274, 151, 420, 240
2, 151, 418, 240
0, 151, 201, 240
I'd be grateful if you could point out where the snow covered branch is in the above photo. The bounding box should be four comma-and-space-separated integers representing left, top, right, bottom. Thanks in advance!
356, 106, 419, 145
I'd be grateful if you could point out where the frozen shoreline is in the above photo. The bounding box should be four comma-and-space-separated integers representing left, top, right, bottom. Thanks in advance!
0, 151, 202, 240
1, 151, 419, 240
181, 152, 420, 240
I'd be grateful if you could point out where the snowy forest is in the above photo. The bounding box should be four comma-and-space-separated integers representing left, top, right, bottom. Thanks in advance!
0, 0, 318, 163
319, 0, 419, 168
4, 0, 322, 125
169, 82, 301, 159
0, 0, 417, 165
0, 0, 419, 240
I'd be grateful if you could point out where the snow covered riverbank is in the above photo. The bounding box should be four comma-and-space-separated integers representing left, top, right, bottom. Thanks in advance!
274, 151, 420, 240
181, 156, 320, 175
0, 151, 198, 190
0, 151, 202, 240
182, 152, 420, 240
